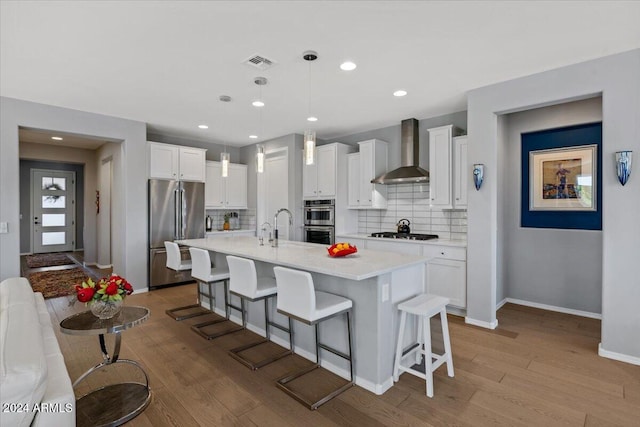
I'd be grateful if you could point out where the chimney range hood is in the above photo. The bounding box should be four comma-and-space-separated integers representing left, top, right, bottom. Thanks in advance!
371, 118, 429, 184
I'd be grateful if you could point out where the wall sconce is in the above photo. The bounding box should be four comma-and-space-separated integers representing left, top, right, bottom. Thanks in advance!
473, 164, 484, 190
256, 144, 265, 174
615, 151, 632, 186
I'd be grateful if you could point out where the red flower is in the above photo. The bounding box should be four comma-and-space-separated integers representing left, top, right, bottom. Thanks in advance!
123, 282, 133, 295
77, 287, 95, 302
105, 282, 119, 295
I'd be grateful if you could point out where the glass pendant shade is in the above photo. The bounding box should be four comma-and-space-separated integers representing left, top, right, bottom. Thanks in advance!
221, 152, 230, 177
304, 130, 316, 165
256, 145, 265, 173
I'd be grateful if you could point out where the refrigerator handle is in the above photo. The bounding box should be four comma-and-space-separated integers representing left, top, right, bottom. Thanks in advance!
174, 189, 180, 240
180, 187, 186, 239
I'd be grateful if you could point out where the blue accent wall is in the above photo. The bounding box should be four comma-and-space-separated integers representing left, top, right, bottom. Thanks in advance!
521, 122, 602, 230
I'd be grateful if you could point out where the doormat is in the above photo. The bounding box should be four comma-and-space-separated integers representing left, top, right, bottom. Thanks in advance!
27, 267, 95, 299
25, 253, 74, 269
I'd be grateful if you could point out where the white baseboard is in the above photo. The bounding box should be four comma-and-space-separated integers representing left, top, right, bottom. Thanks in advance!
465, 316, 499, 329
20, 252, 33, 256
504, 298, 601, 320
598, 343, 640, 366
132, 288, 148, 295
496, 298, 508, 310
95, 263, 112, 269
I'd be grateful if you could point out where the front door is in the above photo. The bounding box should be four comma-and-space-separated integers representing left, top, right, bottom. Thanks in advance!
32, 169, 76, 253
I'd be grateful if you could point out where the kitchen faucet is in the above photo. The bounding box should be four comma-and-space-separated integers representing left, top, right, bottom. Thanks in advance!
273, 208, 293, 247
259, 222, 272, 246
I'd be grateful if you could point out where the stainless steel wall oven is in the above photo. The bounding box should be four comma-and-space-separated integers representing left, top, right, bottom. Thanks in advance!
303, 199, 335, 244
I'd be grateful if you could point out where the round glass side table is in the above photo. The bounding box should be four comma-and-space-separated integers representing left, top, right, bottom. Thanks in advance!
60, 306, 151, 427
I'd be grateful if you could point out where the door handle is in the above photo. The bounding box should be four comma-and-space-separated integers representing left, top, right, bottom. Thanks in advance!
174, 189, 180, 239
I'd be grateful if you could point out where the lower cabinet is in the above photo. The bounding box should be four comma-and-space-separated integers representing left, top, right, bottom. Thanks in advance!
426, 258, 466, 308
336, 235, 467, 309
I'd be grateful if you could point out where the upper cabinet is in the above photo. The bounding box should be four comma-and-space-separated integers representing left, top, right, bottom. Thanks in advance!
148, 142, 206, 182
453, 136, 468, 209
205, 161, 247, 209
348, 139, 387, 209
303, 144, 337, 199
427, 126, 463, 209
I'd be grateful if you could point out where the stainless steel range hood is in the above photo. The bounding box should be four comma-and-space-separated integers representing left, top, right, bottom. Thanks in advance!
371, 118, 429, 184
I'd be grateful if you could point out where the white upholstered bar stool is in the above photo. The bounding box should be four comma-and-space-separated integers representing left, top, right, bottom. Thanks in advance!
164, 241, 213, 321
273, 266, 354, 410
188, 247, 240, 340
393, 294, 454, 397
226, 256, 293, 370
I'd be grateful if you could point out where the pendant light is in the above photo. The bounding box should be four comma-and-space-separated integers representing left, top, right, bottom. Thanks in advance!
256, 144, 265, 173
254, 77, 267, 174
303, 50, 318, 165
221, 145, 229, 178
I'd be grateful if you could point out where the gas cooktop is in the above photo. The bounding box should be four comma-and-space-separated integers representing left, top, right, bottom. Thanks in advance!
370, 232, 439, 241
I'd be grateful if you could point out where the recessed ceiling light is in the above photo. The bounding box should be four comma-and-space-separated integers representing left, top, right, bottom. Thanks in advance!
307, 116, 318, 122
340, 61, 357, 71
252, 100, 265, 107
198, 124, 209, 129
249, 135, 258, 139
393, 90, 408, 97
51, 136, 63, 140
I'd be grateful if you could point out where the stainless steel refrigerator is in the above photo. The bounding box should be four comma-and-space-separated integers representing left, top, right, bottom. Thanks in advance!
148, 179, 205, 289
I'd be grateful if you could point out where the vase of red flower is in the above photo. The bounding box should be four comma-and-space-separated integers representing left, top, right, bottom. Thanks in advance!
75, 274, 134, 319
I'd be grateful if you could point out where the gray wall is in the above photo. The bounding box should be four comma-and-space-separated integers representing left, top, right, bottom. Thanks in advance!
503, 97, 603, 313
19, 160, 85, 253
1, 97, 147, 291
467, 49, 640, 361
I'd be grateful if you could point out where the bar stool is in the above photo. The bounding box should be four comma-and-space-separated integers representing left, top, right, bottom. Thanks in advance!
226, 256, 293, 370
188, 247, 241, 340
393, 294, 454, 397
164, 241, 212, 321
273, 266, 354, 410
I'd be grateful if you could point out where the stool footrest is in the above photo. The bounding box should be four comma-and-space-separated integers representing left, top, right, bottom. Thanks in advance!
166, 305, 210, 321
229, 339, 292, 370
277, 364, 354, 410
268, 320, 290, 334
318, 342, 351, 361
191, 319, 244, 340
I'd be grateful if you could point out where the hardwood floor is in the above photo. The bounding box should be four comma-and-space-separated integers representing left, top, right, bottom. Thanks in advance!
46, 285, 640, 426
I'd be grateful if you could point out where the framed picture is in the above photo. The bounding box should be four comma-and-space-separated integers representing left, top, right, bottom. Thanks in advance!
529, 144, 597, 211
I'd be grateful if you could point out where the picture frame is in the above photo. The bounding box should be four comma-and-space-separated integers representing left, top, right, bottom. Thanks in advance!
529, 144, 597, 211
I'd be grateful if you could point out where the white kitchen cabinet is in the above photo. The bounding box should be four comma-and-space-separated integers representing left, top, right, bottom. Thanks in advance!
348, 139, 387, 209
205, 161, 247, 209
424, 244, 467, 308
453, 136, 468, 209
148, 142, 206, 182
303, 144, 337, 199
347, 153, 360, 208
427, 126, 464, 209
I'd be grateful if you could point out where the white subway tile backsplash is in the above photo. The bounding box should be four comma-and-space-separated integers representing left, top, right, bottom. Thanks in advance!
356, 183, 467, 240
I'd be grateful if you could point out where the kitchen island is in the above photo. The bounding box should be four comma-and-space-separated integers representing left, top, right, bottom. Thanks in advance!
177, 236, 427, 394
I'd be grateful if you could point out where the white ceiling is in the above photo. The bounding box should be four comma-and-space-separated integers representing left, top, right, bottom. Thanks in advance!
2, 1, 639, 148
19, 128, 114, 150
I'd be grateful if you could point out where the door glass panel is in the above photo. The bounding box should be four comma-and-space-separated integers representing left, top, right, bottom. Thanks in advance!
41, 177, 66, 191
42, 232, 66, 245
42, 214, 66, 227
42, 195, 66, 208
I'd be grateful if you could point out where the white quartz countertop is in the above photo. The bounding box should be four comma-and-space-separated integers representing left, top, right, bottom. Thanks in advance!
177, 236, 427, 281
336, 233, 467, 248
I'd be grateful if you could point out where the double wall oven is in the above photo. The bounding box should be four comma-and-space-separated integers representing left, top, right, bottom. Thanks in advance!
303, 199, 335, 245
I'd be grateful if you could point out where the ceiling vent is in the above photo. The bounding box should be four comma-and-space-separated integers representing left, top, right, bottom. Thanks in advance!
243, 54, 276, 70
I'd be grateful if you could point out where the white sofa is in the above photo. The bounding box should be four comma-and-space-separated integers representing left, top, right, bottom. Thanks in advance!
0, 277, 75, 427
